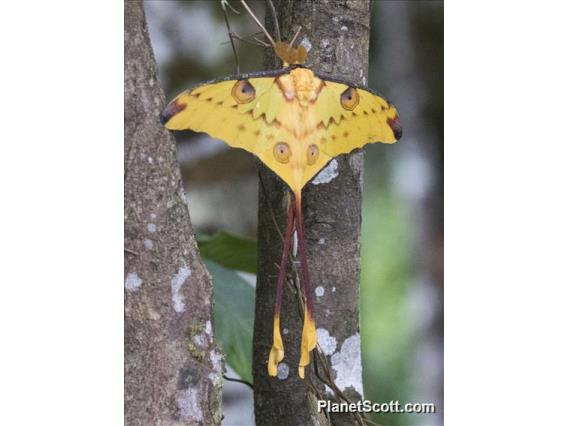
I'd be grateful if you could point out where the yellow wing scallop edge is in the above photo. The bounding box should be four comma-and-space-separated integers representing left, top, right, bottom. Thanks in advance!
314, 81, 402, 158
160, 67, 402, 193
160, 77, 282, 155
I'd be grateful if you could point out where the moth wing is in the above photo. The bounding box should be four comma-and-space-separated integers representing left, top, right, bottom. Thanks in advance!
161, 77, 284, 155
315, 81, 401, 158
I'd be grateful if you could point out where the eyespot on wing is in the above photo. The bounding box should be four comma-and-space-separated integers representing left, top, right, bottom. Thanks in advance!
231, 80, 256, 103
274, 142, 292, 163
307, 144, 319, 165
340, 87, 359, 110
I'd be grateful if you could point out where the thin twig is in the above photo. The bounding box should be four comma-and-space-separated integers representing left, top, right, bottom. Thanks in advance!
266, 0, 281, 42
251, 35, 272, 47
240, 0, 275, 46
227, 31, 271, 48
220, 0, 240, 73
223, 374, 254, 390
219, 29, 265, 45
124, 247, 139, 256
307, 373, 331, 423
222, 30, 272, 48
221, 0, 239, 14
312, 348, 366, 425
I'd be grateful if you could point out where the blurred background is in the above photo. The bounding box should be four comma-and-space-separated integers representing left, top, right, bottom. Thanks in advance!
145, 1, 443, 424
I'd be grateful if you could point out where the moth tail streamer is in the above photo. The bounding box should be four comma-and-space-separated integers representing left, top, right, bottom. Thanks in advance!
268, 199, 295, 377
268, 314, 285, 377
294, 192, 317, 378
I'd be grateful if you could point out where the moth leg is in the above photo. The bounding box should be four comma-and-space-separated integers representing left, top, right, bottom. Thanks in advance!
294, 193, 317, 379
267, 199, 295, 377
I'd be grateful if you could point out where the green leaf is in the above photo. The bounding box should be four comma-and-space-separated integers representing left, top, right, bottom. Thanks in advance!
207, 260, 254, 383
198, 232, 257, 274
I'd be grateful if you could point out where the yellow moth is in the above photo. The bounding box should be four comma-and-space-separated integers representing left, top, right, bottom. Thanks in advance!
161, 39, 401, 379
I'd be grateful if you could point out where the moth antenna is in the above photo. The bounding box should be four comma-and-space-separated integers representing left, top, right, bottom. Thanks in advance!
266, 0, 281, 42
240, 0, 276, 46
289, 25, 302, 47
220, 0, 240, 74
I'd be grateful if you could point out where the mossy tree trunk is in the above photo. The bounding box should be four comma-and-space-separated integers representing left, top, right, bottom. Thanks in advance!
253, 1, 371, 425
124, 1, 222, 424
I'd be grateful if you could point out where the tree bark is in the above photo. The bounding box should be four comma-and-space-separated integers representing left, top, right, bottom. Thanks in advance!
124, 1, 222, 425
253, 1, 371, 425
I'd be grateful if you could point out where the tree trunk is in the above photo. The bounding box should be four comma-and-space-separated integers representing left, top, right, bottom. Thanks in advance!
124, 1, 222, 424
253, 1, 371, 425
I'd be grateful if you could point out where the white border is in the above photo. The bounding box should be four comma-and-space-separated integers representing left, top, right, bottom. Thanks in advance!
1, 1, 568, 424
0, 2, 123, 424
446, 1, 568, 424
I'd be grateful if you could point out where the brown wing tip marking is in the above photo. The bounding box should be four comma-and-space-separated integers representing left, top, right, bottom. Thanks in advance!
160, 98, 187, 125
387, 115, 402, 140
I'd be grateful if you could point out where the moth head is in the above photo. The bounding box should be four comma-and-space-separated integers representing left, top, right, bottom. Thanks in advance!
274, 41, 308, 65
